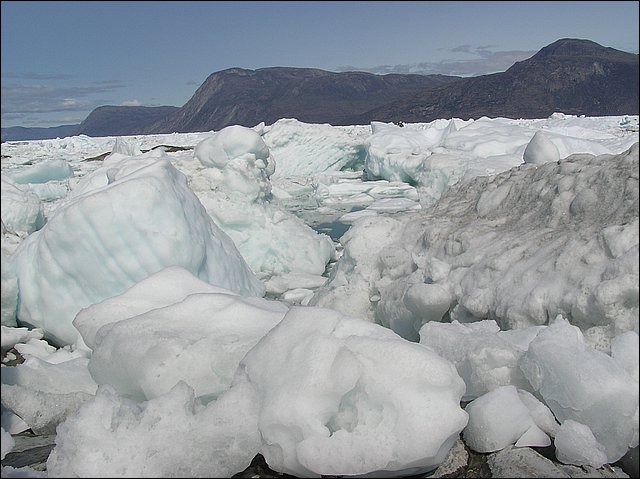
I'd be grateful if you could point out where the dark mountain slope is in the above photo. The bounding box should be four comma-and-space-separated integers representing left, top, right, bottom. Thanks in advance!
1, 124, 79, 142
352, 38, 639, 124
75, 105, 180, 137
143, 67, 460, 133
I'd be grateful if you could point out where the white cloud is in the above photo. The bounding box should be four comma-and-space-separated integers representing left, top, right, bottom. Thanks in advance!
0, 78, 127, 120
61, 98, 82, 107
337, 46, 537, 77
120, 99, 142, 107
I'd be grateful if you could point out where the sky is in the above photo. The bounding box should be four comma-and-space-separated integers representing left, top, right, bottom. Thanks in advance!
1, 1, 638, 128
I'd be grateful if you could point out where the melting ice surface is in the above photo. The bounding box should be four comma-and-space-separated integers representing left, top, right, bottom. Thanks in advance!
1, 114, 638, 477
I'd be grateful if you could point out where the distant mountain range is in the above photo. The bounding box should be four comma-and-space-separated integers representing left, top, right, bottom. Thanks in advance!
2, 38, 638, 142
74, 105, 180, 137
1, 106, 179, 142
0, 124, 80, 142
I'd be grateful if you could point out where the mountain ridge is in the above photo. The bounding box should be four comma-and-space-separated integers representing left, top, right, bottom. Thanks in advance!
142, 67, 460, 134
349, 38, 638, 124
2, 38, 637, 141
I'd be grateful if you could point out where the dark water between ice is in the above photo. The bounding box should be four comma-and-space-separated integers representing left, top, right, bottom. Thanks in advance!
311, 218, 352, 241
276, 195, 366, 242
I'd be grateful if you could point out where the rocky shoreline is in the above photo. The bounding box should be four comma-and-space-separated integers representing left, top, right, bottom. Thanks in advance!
2, 428, 637, 478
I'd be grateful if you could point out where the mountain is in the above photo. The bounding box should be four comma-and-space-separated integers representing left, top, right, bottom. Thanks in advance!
142, 68, 460, 134
75, 105, 180, 137
4, 38, 637, 140
353, 38, 639, 124
2, 106, 181, 142
1, 124, 79, 142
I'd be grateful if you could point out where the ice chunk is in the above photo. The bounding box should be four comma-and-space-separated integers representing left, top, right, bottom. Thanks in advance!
365, 122, 435, 184
517, 389, 560, 438
263, 118, 368, 177
463, 385, 548, 453
188, 125, 335, 282
523, 131, 561, 165
1, 251, 18, 327
419, 320, 537, 400
13, 155, 263, 346
1, 357, 97, 434
87, 289, 287, 402
46, 381, 261, 478
194, 125, 273, 200
310, 215, 407, 323
611, 331, 639, 383
9, 159, 73, 184
555, 420, 608, 468
26, 181, 69, 202
0, 326, 44, 349
520, 316, 639, 462
1, 427, 14, 460
238, 306, 468, 477
404, 282, 452, 323
515, 424, 552, 448
73, 266, 236, 350
110, 136, 141, 157
1, 175, 44, 235
316, 143, 640, 341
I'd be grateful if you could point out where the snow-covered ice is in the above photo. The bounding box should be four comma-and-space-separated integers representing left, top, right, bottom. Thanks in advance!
81, 269, 288, 402
186, 124, 336, 292
46, 381, 262, 478
237, 306, 468, 477
1, 114, 638, 477
520, 316, 638, 463
10, 152, 264, 346
0, 176, 44, 236
462, 385, 551, 453
419, 319, 542, 400
313, 142, 639, 343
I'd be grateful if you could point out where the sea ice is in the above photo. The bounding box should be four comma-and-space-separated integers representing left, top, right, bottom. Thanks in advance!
313, 143, 640, 341
463, 385, 550, 453
12, 153, 263, 346
520, 316, 639, 462
0, 175, 44, 235
45, 381, 261, 478
238, 306, 468, 477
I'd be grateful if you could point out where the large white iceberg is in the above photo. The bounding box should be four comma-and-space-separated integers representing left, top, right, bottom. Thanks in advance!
13, 152, 264, 346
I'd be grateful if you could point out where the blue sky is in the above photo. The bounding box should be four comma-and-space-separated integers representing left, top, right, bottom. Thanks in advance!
2, 1, 638, 128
